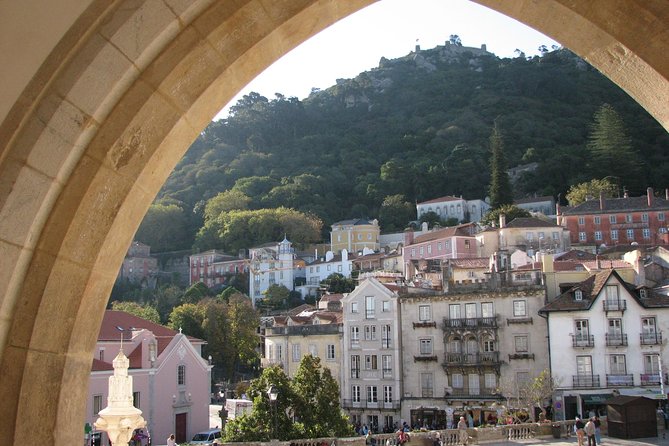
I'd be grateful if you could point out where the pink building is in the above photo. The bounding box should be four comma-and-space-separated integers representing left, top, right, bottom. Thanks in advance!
190, 250, 248, 289
87, 311, 212, 445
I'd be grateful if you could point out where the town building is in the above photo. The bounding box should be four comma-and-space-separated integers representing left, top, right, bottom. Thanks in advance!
539, 269, 669, 421
118, 241, 159, 286
399, 279, 549, 428
87, 311, 211, 445
302, 250, 354, 297
248, 237, 296, 307
403, 224, 479, 283
557, 188, 669, 249
341, 278, 402, 432
514, 196, 556, 218
331, 219, 381, 254
189, 250, 247, 289
416, 196, 490, 223
476, 216, 570, 259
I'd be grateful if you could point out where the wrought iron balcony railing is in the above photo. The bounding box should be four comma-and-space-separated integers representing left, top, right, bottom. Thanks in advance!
605, 333, 628, 346
640, 331, 662, 345
571, 334, 595, 348
606, 374, 634, 387
443, 316, 498, 330
603, 299, 627, 312
572, 374, 600, 388
443, 352, 500, 366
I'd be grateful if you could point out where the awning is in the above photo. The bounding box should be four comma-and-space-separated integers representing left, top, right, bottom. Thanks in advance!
581, 393, 613, 404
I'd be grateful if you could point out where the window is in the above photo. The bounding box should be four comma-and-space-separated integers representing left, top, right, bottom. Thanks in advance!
642, 213, 649, 222
292, 344, 301, 362
516, 372, 530, 389
576, 355, 593, 375
382, 355, 392, 378
133, 391, 140, 409
352, 385, 361, 403
364, 325, 377, 341
384, 385, 393, 403
594, 231, 603, 241
381, 324, 392, 348
575, 319, 589, 338
99, 348, 104, 361
611, 229, 619, 240
626, 214, 633, 223
419, 338, 433, 355
610, 215, 617, 223
419, 305, 431, 321
644, 354, 660, 373
365, 354, 378, 370
594, 216, 601, 225
609, 355, 626, 374
659, 213, 666, 221
419, 246, 424, 255
177, 365, 186, 386
327, 344, 335, 360
421, 373, 434, 397
640, 288, 648, 299
338, 265, 342, 272
552, 231, 560, 240
579, 232, 586, 242
365, 296, 375, 319
643, 228, 651, 239
367, 386, 378, 403
608, 318, 622, 336
327, 265, 331, 271
449, 304, 461, 320
481, 302, 494, 318
382, 301, 390, 312
93, 394, 103, 415
484, 373, 496, 389
351, 355, 360, 378
411, 248, 415, 257
451, 373, 463, 388
309, 344, 317, 357
513, 300, 527, 317
578, 217, 585, 225
464, 239, 471, 248
351, 302, 358, 313
468, 374, 480, 395
351, 326, 360, 346
606, 285, 619, 301
465, 303, 477, 320
449, 337, 462, 354
526, 231, 534, 241
626, 229, 634, 239
427, 244, 432, 254
574, 289, 583, 301
514, 335, 529, 352
437, 242, 442, 251
483, 337, 495, 352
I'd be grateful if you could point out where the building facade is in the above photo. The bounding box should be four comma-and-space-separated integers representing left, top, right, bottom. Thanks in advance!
477, 217, 570, 259
558, 188, 669, 248
249, 237, 296, 307
87, 311, 211, 445
331, 219, 381, 254
416, 196, 490, 223
540, 270, 669, 421
189, 250, 247, 289
341, 278, 403, 432
119, 241, 158, 286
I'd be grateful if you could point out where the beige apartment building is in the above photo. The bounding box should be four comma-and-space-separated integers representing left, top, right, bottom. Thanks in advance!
331, 219, 381, 254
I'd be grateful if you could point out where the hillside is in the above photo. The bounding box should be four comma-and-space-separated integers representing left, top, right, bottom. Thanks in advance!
144, 44, 669, 252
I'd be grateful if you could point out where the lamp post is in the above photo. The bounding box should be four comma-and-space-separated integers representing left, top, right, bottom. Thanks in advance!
267, 385, 278, 439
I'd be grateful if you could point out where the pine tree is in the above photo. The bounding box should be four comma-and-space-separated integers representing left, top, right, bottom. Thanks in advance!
587, 103, 643, 191
488, 122, 514, 209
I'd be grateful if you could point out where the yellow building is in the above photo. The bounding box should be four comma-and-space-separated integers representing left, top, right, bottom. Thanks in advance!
331, 219, 380, 254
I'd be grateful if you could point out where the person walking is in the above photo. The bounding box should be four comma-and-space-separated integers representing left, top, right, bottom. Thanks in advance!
458, 416, 468, 445
167, 434, 177, 446
584, 418, 596, 446
593, 415, 602, 445
574, 417, 585, 446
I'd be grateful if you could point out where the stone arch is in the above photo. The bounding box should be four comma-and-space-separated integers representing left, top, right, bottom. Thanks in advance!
0, 1, 667, 445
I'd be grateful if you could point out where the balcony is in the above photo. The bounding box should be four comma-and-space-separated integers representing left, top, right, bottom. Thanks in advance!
640, 373, 668, 386
265, 324, 342, 336
573, 375, 600, 388
341, 399, 400, 409
640, 331, 663, 345
605, 333, 628, 347
448, 388, 499, 399
603, 299, 627, 312
508, 353, 535, 361
443, 352, 500, 367
413, 321, 437, 329
413, 355, 438, 362
442, 316, 498, 330
606, 374, 634, 387
571, 334, 595, 348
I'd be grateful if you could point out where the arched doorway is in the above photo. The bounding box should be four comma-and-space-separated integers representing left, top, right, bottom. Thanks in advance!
0, 1, 667, 445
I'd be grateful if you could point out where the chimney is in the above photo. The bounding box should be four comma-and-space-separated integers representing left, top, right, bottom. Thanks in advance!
666, 189, 669, 200
499, 214, 506, 228
404, 227, 414, 246
648, 187, 654, 207
599, 192, 605, 210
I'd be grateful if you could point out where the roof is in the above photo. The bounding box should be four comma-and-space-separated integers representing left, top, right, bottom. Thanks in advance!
417, 195, 463, 205
555, 250, 597, 261
412, 224, 475, 245
332, 218, 376, 226
561, 195, 669, 215
446, 257, 489, 269
504, 217, 559, 228
99, 310, 203, 357
514, 196, 555, 205
92, 358, 114, 372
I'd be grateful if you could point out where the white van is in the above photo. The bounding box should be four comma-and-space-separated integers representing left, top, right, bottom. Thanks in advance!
189, 428, 222, 445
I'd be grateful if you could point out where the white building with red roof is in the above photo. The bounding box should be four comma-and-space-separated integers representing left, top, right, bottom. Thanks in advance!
87, 311, 211, 445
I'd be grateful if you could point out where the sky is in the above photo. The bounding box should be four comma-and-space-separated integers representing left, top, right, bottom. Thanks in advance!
214, 0, 560, 120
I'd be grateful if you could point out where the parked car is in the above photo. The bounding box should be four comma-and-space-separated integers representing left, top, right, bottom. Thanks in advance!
189, 428, 222, 445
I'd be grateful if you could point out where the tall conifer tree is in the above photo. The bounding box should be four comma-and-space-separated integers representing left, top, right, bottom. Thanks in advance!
488, 122, 513, 209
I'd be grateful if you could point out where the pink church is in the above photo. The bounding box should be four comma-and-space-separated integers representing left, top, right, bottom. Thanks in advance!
86, 311, 212, 445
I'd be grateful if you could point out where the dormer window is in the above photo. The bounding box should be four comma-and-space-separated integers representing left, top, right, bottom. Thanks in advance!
575, 290, 583, 301
640, 288, 648, 299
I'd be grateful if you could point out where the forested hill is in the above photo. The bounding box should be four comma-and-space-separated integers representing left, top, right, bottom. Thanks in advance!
148, 44, 668, 251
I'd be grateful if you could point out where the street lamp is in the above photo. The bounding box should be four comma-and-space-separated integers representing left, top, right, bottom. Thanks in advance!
267, 385, 278, 439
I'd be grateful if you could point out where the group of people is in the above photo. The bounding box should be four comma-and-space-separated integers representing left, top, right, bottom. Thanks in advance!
574, 416, 601, 446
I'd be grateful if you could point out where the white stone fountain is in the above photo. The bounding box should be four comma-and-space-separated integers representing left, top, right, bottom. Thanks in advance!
95, 349, 146, 445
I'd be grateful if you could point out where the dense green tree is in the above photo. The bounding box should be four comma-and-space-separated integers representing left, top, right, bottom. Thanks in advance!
378, 194, 415, 232
203, 189, 251, 223
260, 284, 291, 311
488, 122, 514, 209
320, 273, 356, 294
134, 203, 192, 252
110, 301, 160, 324
418, 211, 442, 228
481, 204, 531, 226
182, 281, 212, 304
225, 293, 261, 378
167, 303, 205, 339
587, 103, 643, 191
565, 178, 619, 206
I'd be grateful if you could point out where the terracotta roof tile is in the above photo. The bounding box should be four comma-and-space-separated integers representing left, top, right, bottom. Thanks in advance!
562, 196, 669, 215
504, 217, 558, 228
417, 195, 462, 205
